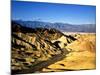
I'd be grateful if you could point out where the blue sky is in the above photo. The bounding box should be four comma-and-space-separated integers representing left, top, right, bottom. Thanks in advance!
11, 1, 96, 24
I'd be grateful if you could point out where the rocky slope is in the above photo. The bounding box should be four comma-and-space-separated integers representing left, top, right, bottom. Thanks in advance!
42, 33, 96, 72
11, 21, 77, 74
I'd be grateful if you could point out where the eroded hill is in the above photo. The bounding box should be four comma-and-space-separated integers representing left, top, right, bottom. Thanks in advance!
42, 33, 96, 72
11, 21, 77, 74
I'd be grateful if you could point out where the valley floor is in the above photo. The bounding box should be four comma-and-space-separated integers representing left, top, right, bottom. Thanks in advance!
42, 32, 96, 72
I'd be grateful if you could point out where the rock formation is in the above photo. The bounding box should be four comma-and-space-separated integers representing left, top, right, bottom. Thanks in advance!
11, 21, 77, 74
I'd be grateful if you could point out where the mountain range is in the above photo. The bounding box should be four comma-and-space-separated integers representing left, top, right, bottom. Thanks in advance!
12, 20, 96, 32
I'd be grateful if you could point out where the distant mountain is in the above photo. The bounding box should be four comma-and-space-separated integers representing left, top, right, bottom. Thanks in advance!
12, 20, 96, 32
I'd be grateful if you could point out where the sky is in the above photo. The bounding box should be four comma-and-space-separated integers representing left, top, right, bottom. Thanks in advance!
11, 0, 96, 25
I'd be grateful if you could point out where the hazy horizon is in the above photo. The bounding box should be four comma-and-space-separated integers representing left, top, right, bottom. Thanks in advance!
12, 19, 96, 25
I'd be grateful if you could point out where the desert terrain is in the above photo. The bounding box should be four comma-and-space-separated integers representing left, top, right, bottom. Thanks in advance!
42, 33, 96, 72
11, 21, 96, 74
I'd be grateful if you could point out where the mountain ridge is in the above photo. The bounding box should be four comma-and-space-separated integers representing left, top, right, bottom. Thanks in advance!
12, 20, 96, 33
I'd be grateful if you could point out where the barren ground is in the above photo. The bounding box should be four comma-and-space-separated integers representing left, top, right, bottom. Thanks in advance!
42, 33, 96, 72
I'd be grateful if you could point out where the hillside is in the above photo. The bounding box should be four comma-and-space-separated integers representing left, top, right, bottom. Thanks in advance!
11, 21, 77, 74
42, 33, 96, 72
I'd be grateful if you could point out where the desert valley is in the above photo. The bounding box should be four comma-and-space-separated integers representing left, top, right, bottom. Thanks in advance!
42, 32, 96, 72
11, 21, 96, 74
